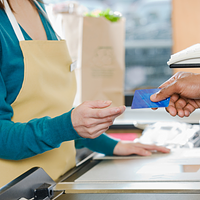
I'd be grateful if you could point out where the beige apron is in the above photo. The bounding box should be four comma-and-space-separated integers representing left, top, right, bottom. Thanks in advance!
0, 0, 77, 187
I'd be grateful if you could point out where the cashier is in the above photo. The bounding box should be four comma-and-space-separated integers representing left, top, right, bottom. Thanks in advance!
151, 71, 200, 117
0, 0, 170, 187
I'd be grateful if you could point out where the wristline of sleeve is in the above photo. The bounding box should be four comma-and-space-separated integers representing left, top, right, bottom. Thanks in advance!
44, 108, 81, 146
75, 133, 119, 156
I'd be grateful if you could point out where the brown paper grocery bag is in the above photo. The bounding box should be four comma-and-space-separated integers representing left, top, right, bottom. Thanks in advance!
81, 16, 125, 107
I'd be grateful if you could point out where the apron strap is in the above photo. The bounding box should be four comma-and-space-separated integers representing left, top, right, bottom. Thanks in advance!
4, 0, 25, 41
3, 0, 60, 41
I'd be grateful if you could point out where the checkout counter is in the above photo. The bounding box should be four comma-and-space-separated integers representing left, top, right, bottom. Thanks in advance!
1, 108, 200, 199
112, 107, 200, 127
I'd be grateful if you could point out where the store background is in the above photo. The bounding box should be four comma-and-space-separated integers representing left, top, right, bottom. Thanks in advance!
44, 0, 173, 106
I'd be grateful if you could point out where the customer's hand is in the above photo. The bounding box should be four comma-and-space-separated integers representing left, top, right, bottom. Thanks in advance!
150, 71, 200, 117
71, 100, 126, 139
113, 141, 170, 156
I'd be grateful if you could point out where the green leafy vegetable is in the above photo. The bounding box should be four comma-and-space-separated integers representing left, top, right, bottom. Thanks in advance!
85, 9, 122, 22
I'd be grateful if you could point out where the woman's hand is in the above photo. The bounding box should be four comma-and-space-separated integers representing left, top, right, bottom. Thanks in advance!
150, 72, 200, 117
113, 141, 170, 156
71, 100, 126, 139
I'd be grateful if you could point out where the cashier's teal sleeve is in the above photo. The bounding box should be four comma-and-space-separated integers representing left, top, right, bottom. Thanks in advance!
75, 134, 119, 156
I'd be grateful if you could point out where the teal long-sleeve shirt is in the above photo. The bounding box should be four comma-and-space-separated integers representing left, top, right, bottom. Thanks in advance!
0, 2, 118, 160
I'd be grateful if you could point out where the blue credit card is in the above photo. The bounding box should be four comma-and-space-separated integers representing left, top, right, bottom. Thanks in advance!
131, 88, 170, 109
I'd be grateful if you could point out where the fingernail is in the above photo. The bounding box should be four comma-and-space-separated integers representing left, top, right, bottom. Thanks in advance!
104, 100, 112, 104
150, 94, 156, 101
145, 151, 151, 156
120, 105, 126, 110
115, 108, 120, 113
167, 149, 171, 153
